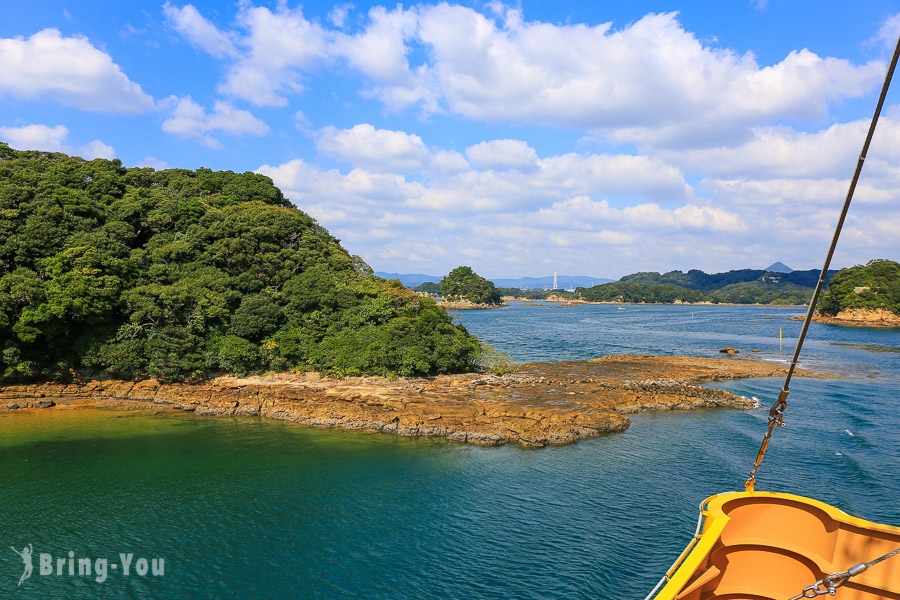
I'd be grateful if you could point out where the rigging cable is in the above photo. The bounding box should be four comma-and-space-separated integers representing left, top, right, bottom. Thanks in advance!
743, 29, 900, 494
787, 545, 900, 599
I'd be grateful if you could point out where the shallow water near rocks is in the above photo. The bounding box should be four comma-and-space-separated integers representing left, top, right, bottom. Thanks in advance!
1, 303, 898, 599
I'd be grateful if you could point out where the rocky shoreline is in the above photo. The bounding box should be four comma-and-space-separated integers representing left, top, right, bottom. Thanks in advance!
0, 355, 833, 448
439, 300, 507, 309
811, 308, 900, 327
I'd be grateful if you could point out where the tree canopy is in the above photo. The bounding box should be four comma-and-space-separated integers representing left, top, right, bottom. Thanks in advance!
818, 259, 900, 316
440, 266, 502, 305
0, 143, 481, 381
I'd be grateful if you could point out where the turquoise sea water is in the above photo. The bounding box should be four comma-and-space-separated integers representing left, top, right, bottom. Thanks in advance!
1, 303, 898, 599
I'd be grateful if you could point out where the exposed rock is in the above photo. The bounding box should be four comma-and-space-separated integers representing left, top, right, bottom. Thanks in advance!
0, 355, 833, 447
812, 308, 900, 327
719, 347, 739, 355
439, 300, 507, 310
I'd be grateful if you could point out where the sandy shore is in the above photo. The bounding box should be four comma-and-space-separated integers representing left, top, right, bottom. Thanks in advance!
0, 355, 833, 447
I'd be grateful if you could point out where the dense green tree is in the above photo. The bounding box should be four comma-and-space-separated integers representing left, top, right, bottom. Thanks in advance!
818, 259, 900, 316
440, 266, 502, 305
0, 143, 481, 381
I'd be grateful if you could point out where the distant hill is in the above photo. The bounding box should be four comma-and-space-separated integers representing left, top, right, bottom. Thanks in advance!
617, 268, 831, 291
379, 272, 613, 290
765, 262, 794, 273
578, 267, 838, 305
374, 272, 441, 288
491, 275, 614, 290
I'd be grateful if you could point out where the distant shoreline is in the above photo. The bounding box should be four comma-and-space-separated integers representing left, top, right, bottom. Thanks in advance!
438, 301, 507, 309
506, 298, 808, 308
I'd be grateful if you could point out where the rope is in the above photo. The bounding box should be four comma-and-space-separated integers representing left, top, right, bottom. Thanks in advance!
787, 546, 900, 599
743, 29, 900, 492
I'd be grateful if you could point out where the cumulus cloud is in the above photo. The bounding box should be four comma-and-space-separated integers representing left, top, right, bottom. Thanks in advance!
0, 29, 155, 113
168, 4, 882, 148
0, 124, 116, 159
430, 150, 469, 173
316, 124, 429, 171
161, 96, 269, 148
328, 4, 355, 29
136, 156, 170, 170
872, 13, 900, 54
219, 4, 329, 106
156, 3, 900, 275
257, 139, 734, 275
0, 124, 69, 152
465, 139, 538, 170
163, 2, 237, 58
78, 140, 116, 160
409, 8, 882, 147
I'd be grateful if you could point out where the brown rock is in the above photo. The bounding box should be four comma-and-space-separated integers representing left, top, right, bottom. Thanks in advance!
0, 355, 833, 448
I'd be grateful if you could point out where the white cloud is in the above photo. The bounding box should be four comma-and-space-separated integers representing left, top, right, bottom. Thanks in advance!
465, 139, 538, 170
316, 124, 429, 171
0, 124, 69, 152
163, 2, 238, 58
407, 8, 881, 148
218, 4, 329, 106
0, 29, 155, 113
332, 5, 440, 111
136, 156, 170, 170
161, 96, 270, 148
78, 140, 116, 160
872, 13, 900, 54
528, 196, 744, 233
328, 4, 355, 28
661, 122, 865, 179
256, 142, 734, 276
430, 150, 469, 173
169, 4, 883, 148
0, 124, 116, 159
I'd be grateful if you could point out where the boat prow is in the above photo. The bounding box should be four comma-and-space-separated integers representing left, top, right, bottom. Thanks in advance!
650, 491, 900, 600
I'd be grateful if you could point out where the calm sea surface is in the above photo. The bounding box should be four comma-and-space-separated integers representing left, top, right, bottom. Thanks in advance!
1, 302, 898, 599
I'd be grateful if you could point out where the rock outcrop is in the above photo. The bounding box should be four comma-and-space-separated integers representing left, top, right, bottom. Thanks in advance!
0, 355, 831, 448
812, 308, 900, 327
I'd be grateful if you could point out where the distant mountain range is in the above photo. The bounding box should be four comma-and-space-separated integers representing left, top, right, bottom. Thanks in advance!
376, 264, 800, 291
374, 272, 613, 289
491, 276, 614, 289
374, 272, 442, 288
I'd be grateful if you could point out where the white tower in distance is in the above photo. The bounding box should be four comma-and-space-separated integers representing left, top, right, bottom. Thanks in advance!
553, 272, 558, 290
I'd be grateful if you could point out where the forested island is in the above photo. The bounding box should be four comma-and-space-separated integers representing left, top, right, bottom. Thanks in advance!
814, 259, 900, 325
430, 266, 503, 308
0, 144, 482, 382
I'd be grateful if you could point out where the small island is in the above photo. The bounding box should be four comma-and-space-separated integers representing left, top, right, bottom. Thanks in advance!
814, 259, 900, 326
436, 266, 505, 309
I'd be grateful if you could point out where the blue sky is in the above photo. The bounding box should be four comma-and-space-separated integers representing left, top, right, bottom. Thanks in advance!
2, 1, 900, 278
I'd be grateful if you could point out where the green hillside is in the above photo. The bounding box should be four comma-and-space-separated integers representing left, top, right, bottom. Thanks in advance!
577, 267, 834, 305
818, 259, 900, 316
0, 144, 481, 381
579, 282, 706, 304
